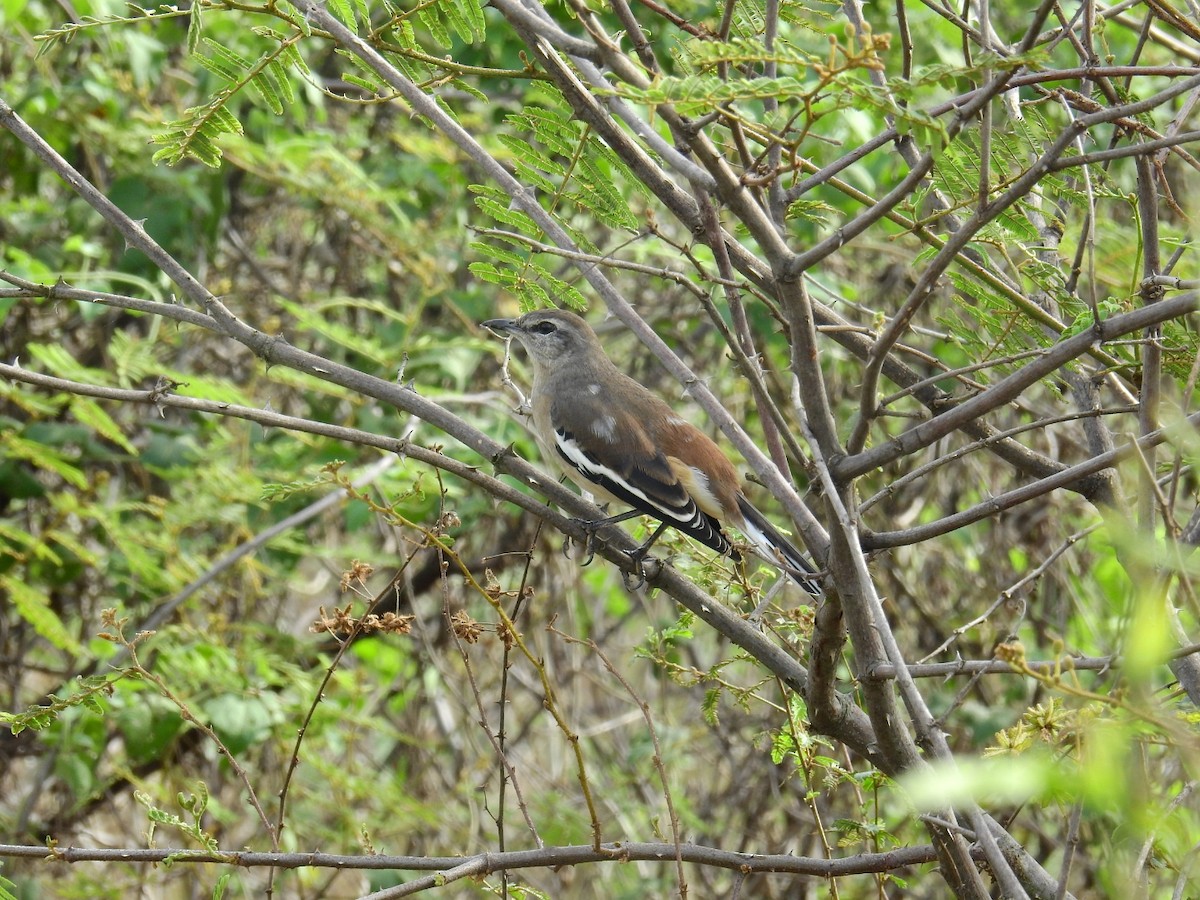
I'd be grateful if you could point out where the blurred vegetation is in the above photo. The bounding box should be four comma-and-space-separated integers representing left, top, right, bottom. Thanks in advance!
2, 0, 1199, 897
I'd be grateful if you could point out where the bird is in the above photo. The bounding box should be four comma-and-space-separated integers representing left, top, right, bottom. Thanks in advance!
482, 308, 822, 595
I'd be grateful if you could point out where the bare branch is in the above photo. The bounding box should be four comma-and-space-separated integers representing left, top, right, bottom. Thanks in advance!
0, 840, 945, 877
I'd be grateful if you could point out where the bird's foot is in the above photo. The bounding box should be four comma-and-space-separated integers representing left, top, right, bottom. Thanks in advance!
566, 517, 605, 566
621, 545, 657, 591
566, 516, 662, 588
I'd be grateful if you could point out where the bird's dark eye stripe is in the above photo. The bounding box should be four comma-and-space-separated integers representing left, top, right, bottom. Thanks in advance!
531, 321, 557, 334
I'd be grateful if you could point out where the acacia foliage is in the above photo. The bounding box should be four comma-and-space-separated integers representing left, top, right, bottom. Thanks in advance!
1, 0, 1200, 897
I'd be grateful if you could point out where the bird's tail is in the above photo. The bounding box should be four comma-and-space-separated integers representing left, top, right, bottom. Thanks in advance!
736, 495, 823, 596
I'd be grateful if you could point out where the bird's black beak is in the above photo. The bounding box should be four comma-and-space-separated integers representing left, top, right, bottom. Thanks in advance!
482, 318, 518, 336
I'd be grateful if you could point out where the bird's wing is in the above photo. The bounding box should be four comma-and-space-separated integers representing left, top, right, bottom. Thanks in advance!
549, 398, 733, 555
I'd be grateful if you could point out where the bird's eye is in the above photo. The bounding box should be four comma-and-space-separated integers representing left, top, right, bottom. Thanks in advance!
531, 321, 558, 335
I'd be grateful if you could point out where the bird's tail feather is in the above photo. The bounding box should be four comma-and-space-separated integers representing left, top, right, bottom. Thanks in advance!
736, 495, 823, 596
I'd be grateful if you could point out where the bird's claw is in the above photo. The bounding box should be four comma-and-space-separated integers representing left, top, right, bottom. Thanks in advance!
568, 518, 602, 566
621, 546, 652, 590
579, 534, 597, 567
567, 517, 659, 588
622, 565, 647, 591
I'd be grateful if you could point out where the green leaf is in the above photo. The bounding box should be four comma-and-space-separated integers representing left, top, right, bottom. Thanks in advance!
1, 575, 86, 656
770, 729, 795, 764
208, 105, 244, 138
202, 37, 252, 74
702, 687, 721, 726
70, 397, 138, 455
194, 50, 243, 84
250, 66, 285, 114
26, 341, 112, 385
187, 1, 203, 54
279, 41, 310, 75
116, 694, 185, 765
202, 693, 281, 755
187, 131, 223, 168
266, 58, 295, 104
416, 4, 452, 49
4, 434, 88, 488
471, 186, 542, 234
326, 0, 357, 28
441, 0, 484, 45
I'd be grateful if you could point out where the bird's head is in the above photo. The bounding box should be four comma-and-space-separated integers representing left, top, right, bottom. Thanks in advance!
482, 309, 600, 370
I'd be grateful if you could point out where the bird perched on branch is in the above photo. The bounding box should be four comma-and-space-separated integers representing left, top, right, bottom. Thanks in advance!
483, 308, 822, 595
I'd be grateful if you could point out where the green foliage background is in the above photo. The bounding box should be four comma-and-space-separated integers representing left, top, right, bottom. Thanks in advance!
2, 0, 1199, 896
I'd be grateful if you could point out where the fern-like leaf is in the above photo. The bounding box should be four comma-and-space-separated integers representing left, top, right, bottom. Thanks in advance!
152, 32, 306, 166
